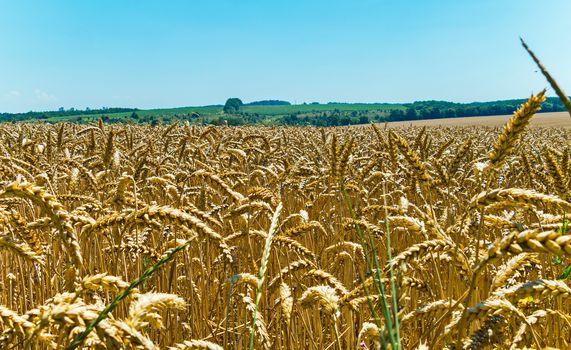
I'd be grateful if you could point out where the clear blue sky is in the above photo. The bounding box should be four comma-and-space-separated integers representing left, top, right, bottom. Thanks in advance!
1, 1, 570, 113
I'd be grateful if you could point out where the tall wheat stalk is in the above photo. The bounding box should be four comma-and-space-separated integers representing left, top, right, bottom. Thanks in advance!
249, 202, 283, 350
521, 38, 571, 117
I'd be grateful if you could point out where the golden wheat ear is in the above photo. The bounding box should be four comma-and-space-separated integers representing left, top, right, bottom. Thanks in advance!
521, 38, 571, 117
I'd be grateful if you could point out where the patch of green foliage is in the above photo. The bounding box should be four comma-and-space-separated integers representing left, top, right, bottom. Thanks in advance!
1, 97, 568, 126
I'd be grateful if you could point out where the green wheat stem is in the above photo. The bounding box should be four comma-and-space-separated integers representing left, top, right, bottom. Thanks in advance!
342, 186, 382, 332
65, 237, 195, 350
341, 185, 397, 348
382, 182, 401, 349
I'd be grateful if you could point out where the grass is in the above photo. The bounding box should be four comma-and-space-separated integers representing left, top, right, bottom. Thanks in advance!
35, 102, 403, 123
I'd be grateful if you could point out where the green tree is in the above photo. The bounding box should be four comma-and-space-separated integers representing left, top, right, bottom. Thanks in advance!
444, 108, 456, 118
339, 116, 351, 126
223, 98, 243, 114
389, 109, 405, 121
405, 107, 417, 120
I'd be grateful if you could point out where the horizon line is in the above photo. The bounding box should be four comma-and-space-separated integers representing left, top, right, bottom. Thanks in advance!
3, 93, 566, 115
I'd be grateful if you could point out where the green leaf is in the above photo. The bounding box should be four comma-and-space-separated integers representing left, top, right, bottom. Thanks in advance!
553, 255, 562, 265
142, 256, 149, 288
559, 264, 571, 280
558, 217, 569, 236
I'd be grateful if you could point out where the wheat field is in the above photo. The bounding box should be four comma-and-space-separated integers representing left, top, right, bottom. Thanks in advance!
384, 111, 571, 128
1, 91, 571, 349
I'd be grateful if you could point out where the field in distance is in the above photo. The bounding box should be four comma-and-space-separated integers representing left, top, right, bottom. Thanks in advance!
384, 111, 571, 128
3, 97, 569, 126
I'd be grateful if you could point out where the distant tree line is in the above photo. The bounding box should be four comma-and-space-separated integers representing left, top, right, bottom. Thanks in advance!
0, 107, 137, 122
276, 97, 568, 126
1, 97, 568, 126
279, 111, 371, 127
387, 97, 567, 121
244, 100, 291, 106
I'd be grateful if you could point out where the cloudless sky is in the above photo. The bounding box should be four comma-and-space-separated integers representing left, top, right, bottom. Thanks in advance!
1, 0, 570, 113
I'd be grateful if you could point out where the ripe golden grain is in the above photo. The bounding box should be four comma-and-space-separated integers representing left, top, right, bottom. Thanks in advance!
0, 106, 570, 349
